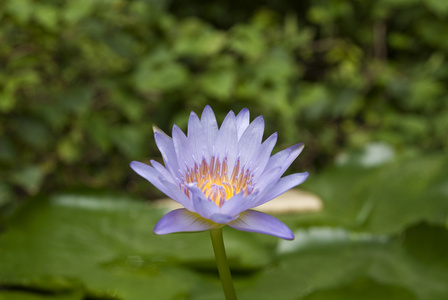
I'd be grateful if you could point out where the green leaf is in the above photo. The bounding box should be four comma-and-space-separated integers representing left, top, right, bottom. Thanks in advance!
228, 25, 266, 61
305, 154, 448, 234
198, 69, 236, 100
10, 117, 52, 151
62, 0, 95, 25
134, 50, 189, 93
10, 165, 45, 194
228, 225, 447, 300
422, 0, 448, 16
110, 125, 146, 158
34, 4, 58, 31
0, 290, 83, 300
0, 193, 272, 298
173, 18, 226, 57
303, 277, 416, 300
5, 0, 34, 24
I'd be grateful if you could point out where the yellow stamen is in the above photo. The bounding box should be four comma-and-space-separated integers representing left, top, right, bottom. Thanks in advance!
183, 157, 253, 207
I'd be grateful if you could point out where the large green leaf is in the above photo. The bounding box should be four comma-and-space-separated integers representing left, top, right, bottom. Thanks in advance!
0, 290, 83, 300
193, 224, 448, 300
303, 154, 448, 234
0, 193, 272, 299
1, 192, 448, 299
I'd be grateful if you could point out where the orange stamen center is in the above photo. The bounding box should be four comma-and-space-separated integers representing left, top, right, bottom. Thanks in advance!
182, 157, 254, 207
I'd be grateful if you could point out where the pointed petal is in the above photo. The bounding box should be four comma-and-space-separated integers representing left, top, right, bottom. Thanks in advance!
154, 209, 220, 235
264, 143, 304, 177
254, 166, 282, 190
172, 125, 194, 174
158, 177, 194, 211
188, 185, 220, 219
220, 191, 258, 217
235, 108, 250, 140
227, 210, 294, 240
201, 105, 218, 152
210, 213, 238, 224
237, 115, 265, 168
130, 161, 189, 207
250, 132, 278, 179
214, 110, 238, 169
150, 160, 176, 184
153, 128, 180, 178
149, 160, 194, 211
254, 172, 309, 207
188, 112, 209, 162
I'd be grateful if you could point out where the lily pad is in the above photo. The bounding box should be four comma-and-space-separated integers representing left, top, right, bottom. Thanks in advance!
0, 193, 272, 299
304, 154, 448, 234
239, 224, 448, 300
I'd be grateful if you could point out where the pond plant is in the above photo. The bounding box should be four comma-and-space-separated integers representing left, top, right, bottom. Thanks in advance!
131, 106, 308, 299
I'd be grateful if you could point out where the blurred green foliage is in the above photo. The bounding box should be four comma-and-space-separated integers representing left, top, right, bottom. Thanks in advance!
1, 153, 448, 300
1, 1, 448, 298
1, 0, 448, 206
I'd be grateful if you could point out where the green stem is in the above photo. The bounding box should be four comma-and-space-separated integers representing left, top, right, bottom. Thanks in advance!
209, 228, 238, 300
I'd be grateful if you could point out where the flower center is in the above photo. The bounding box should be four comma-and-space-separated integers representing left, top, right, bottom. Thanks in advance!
182, 157, 254, 207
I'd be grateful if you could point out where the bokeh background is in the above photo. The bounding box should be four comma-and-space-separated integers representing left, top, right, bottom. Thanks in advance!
1, 0, 448, 299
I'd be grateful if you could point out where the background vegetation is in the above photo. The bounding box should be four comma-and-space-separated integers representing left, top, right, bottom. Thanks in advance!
0, 0, 447, 299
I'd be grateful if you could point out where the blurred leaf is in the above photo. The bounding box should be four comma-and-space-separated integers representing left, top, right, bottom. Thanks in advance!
10, 165, 45, 194
62, 0, 95, 25
59, 87, 94, 116
85, 115, 112, 152
303, 277, 416, 300
0, 290, 83, 300
389, 32, 414, 50
228, 25, 265, 61
57, 136, 81, 164
305, 154, 448, 234
111, 125, 146, 158
0, 182, 13, 207
0, 193, 272, 298
246, 225, 447, 300
423, 0, 448, 16
336, 142, 395, 167
5, 0, 33, 23
295, 84, 330, 120
10, 117, 52, 151
110, 91, 146, 122
407, 79, 443, 111
34, 4, 58, 30
198, 69, 236, 100
0, 135, 17, 163
134, 49, 189, 93
173, 18, 226, 57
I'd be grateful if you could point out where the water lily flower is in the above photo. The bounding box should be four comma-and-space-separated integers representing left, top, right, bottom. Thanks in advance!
130, 106, 308, 240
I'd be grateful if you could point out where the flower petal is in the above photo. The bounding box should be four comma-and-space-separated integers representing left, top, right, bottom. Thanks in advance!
250, 132, 278, 180
227, 210, 294, 240
210, 213, 238, 224
172, 125, 195, 174
187, 112, 209, 162
188, 184, 220, 219
235, 108, 250, 139
149, 160, 194, 211
200, 105, 218, 152
220, 191, 258, 217
237, 115, 265, 168
264, 143, 304, 177
254, 172, 309, 207
154, 209, 220, 235
214, 110, 238, 169
153, 127, 180, 178
130, 161, 190, 208
150, 160, 176, 184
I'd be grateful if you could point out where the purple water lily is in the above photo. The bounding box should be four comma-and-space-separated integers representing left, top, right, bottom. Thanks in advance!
130, 106, 308, 240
